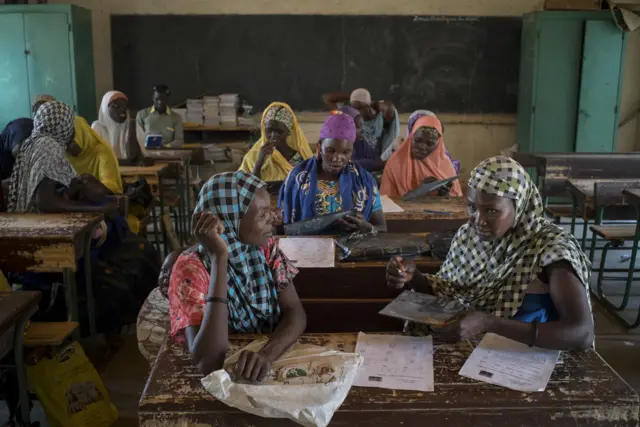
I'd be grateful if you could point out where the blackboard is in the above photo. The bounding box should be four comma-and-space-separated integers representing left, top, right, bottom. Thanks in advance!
111, 15, 521, 113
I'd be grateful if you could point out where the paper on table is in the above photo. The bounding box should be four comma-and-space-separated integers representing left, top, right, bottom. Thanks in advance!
379, 290, 464, 325
459, 333, 560, 392
353, 332, 433, 392
278, 237, 335, 268
381, 195, 405, 213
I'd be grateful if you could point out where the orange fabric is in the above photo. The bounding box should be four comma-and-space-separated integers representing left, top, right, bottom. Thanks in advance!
380, 115, 462, 198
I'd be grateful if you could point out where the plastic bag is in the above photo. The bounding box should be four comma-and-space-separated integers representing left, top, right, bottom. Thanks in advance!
201, 340, 363, 427
26, 342, 118, 427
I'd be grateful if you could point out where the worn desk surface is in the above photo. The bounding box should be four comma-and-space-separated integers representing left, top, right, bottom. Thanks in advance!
624, 189, 640, 206
384, 197, 468, 233
0, 291, 40, 338
146, 149, 193, 161
120, 163, 169, 177
0, 213, 103, 272
283, 236, 441, 332
140, 333, 639, 426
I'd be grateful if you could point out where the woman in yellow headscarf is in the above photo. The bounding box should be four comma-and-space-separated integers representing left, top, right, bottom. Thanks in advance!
66, 116, 144, 233
238, 102, 313, 181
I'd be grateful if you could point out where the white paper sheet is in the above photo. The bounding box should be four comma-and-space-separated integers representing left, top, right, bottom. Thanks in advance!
353, 333, 434, 392
459, 333, 560, 392
381, 195, 405, 213
278, 237, 335, 268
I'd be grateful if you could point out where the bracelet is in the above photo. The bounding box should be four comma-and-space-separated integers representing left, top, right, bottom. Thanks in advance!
529, 321, 539, 347
205, 296, 228, 305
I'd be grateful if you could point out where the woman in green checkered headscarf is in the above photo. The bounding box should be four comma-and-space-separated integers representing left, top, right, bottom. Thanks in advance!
387, 156, 594, 351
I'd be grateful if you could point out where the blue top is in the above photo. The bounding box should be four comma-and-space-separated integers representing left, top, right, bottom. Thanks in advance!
512, 293, 558, 323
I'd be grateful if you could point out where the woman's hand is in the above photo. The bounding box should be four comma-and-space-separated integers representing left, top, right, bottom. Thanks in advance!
258, 140, 276, 161
422, 176, 438, 184
386, 256, 416, 289
230, 350, 272, 383
431, 310, 492, 342
192, 211, 227, 257
336, 212, 373, 233
271, 208, 284, 227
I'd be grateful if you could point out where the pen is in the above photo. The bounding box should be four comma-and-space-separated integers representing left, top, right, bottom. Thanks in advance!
423, 209, 452, 216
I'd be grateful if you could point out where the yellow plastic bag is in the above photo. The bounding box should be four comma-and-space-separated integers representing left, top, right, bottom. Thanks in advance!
26, 342, 118, 427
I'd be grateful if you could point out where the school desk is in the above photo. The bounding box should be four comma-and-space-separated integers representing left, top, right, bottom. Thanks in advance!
0, 291, 41, 425
120, 163, 170, 252
384, 197, 468, 233
283, 236, 442, 333
512, 152, 640, 203
183, 123, 258, 144
146, 150, 194, 240
139, 333, 639, 427
0, 213, 103, 336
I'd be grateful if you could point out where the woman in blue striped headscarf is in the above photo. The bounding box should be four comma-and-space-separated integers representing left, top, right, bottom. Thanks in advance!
169, 171, 306, 378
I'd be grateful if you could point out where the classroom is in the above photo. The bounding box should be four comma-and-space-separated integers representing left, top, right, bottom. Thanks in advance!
1, 0, 640, 425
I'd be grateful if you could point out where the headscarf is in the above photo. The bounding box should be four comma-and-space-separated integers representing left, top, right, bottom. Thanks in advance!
0, 118, 33, 180
319, 110, 356, 141
350, 88, 372, 105
238, 102, 313, 182
428, 156, 591, 318
279, 112, 378, 223
407, 110, 436, 137
32, 94, 56, 111
194, 171, 280, 333
8, 101, 77, 213
67, 116, 123, 194
92, 91, 134, 160
380, 115, 462, 198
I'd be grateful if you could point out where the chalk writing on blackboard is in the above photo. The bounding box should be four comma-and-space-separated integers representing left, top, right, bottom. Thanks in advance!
413, 16, 480, 23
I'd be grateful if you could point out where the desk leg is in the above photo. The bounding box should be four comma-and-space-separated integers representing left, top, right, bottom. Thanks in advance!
588, 208, 604, 263
569, 192, 578, 236
185, 159, 191, 237
159, 174, 167, 256
14, 310, 33, 425
63, 268, 80, 341
84, 229, 97, 336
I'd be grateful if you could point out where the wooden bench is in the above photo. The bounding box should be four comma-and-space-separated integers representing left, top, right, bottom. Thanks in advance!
590, 225, 637, 241
139, 333, 639, 426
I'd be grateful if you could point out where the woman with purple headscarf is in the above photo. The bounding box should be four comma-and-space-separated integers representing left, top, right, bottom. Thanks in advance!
278, 111, 386, 233
339, 106, 385, 172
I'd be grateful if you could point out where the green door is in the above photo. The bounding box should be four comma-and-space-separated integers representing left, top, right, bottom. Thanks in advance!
0, 14, 30, 127
575, 20, 626, 152
531, 18, 584, 153
24, 13, 75, 112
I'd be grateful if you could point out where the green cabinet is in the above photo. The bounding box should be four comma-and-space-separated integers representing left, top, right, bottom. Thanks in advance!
517, 11, 627, 153
0, 5, 96, 127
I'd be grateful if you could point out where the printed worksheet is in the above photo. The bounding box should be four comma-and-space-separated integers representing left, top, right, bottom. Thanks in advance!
353, 333, 433, 392
278, 237, 335, 268
459, 333, 560, 392
381, 195, 405, 213
379, 290, 464, 325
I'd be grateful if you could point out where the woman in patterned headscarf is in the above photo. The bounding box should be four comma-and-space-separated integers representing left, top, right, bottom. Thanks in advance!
279, 111, 386, 233
386, 156, 594, 351
169, 171, 306, 377
238, 102, 313, 181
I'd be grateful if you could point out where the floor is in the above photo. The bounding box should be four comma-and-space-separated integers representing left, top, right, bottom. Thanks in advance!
4, 218, 640, 426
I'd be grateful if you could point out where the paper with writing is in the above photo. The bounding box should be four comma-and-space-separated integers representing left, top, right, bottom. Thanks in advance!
354, 333, 434, 392
381, 195, 405, 213
278, 237, 335, 268
379, 290, 464, 325
459, 333, 560, 392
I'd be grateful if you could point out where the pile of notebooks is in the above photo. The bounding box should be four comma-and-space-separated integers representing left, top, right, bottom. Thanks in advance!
219, 93, 239, 125
203, 96, 221, 126
185, 98, 204, 125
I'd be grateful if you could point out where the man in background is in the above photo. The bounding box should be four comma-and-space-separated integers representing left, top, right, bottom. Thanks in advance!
136, 84, 184, 148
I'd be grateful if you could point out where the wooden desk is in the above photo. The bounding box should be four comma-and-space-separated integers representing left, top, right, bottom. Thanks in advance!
140, 333, 639, 426
0, 291, 41, 425
287, 236, 442, 333
0, 213, 102, 336
183, 123, 258, 144
384, 197, 468, 233
515, 153, 640, 202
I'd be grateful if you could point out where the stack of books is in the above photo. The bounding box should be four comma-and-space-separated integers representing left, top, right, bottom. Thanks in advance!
219, 93, 239, 125
203, 96, 220, 127
185, 98, 204, 125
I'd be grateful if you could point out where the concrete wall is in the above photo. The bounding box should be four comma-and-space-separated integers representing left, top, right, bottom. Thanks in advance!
49, 0, 639, 178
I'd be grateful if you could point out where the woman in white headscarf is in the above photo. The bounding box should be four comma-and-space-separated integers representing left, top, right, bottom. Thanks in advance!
92, 91, 147, 161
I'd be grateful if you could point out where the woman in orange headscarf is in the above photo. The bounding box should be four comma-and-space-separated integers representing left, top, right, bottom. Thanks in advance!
380, 115, 461, 198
